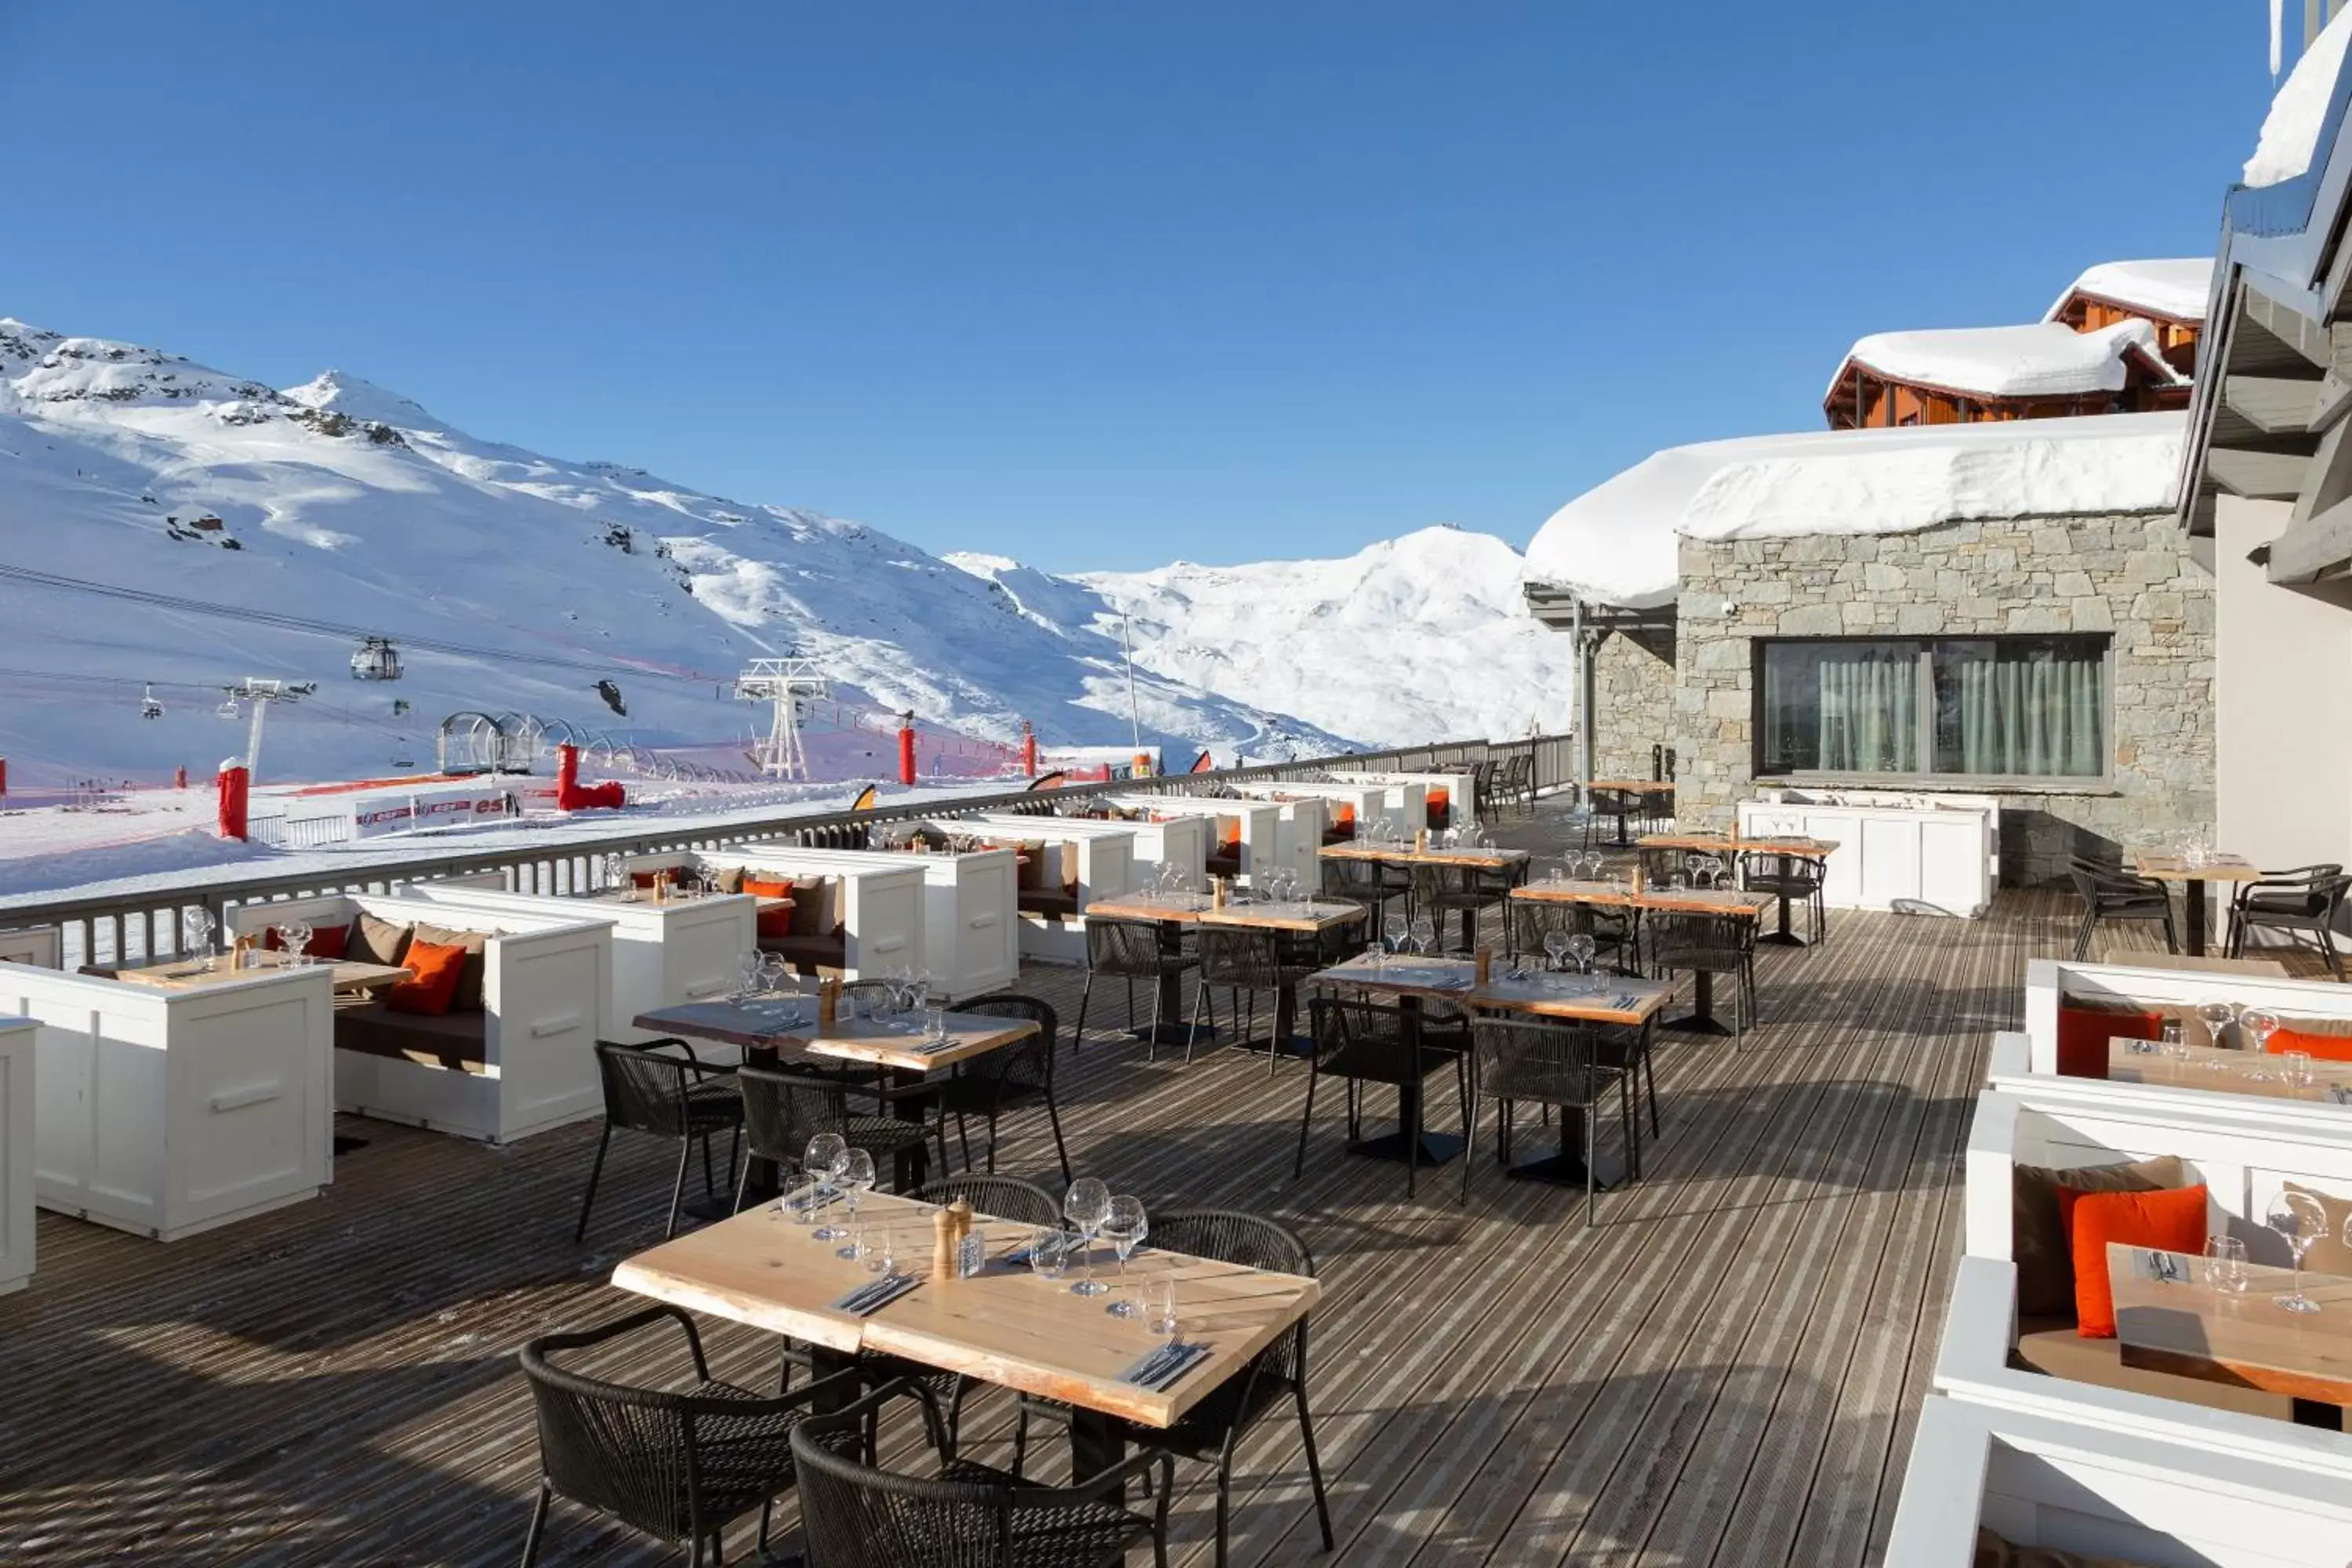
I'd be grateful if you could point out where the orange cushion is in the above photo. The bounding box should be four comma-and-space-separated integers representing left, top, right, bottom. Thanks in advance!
2055, 1006, 2161, 1081
2058, 1183, 2208, 1338
1334, 804, 1355, 829
741, 878, 796, 938
2270, 1027, 2352, 1063
1218, 824, 1242, 852
384, 938, 469, 1017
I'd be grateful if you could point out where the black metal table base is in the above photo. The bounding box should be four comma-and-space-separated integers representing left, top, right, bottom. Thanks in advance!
1662, 1013, 1733, 1036
1348, 1129, 1465, 1166
1504, 1149, 1619, 1189
1757, 931, 1809, 949
1131, 1021, 1212, 1047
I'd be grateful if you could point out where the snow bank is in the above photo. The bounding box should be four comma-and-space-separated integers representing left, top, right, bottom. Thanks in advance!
2247, 6, 2352, 187
1523, 412, 2186, 608
1832, 321, 2170, 401
2045, 259, 2212, 323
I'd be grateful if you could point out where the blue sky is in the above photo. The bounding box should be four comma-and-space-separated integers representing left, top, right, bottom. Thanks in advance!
5, 2, 2281, 571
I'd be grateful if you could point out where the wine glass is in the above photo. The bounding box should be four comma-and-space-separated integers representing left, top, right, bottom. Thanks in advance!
1702, 855, 1726, 889
1101, 1196, 1148, 1316
834, 1148, 877, 1259
1542, 931, 1570, 974
758, 952, 791, 997
1028, 1226, 1069, 1282
1065, 1178, 1112, 1297
1683, 853, 1704, 887
1566, 934, 1598, 978
1580, 851, 1605, 880
1545, 858, 1567, 887
2205, 1233, 2249, 1294
284, 919, 314, 967
804, 1134, 848, 1238
1410, 916, 1436, 958
1385, 913, 1409, 963
2240, 1007, 2284, 1080
2196, 999, 2238, 1050
738, 950, 765, 1001
2266, 1190, 2325, 1313
182, 908, 216, 971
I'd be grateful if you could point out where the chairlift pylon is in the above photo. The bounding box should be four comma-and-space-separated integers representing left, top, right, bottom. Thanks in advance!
350, 636, 402, 682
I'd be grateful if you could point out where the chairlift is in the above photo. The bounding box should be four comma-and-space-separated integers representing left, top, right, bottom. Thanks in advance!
390, 739, 416, 770
140, 684, 164, 720
350, 636, 402, 682
216, 695, 241, 720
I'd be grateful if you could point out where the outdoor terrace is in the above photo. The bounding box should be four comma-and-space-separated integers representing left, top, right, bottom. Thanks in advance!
0, 802, 2132, 1566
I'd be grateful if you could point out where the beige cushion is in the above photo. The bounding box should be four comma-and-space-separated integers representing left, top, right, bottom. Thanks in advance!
1975, 1526, 2165, 1568
2013, 1156, 2186, 1319
410, 922, 492, 1014
347, 912, 413, 968
1013, 840, 1051, 892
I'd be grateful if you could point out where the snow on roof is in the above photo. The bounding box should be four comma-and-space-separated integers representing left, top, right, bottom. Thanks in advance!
1831, 320, 2172, 402
2045, 259, 2213, 323
2248, 7, 2352, 188
1523, 412, 2186, 609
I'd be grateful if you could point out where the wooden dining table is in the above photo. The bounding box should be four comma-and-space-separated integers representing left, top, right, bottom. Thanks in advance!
114, 950, 412, 996
612, 1189, 1321, 1490
1317, 842, 1532, 873
1510, 881, 1773, 1033
2129, 851, 2263, 958
1309, 953, 1669, 1185
1637, 833, 1838, 946
1585, 779, 1676, 845
2110, 1243, 2352, 1428
2106, 1036, 2352, 1105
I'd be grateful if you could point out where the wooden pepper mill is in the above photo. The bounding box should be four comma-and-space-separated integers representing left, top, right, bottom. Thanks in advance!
931, 1207, 956, 1281
1474, 946, 1492, 985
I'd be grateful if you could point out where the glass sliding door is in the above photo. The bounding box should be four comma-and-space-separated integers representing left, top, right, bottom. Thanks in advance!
1757, 640, 1923, 775
1932, 638, 2103, 778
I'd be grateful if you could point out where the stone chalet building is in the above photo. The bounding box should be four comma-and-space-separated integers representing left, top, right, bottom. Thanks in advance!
1522, 262, 2217, 884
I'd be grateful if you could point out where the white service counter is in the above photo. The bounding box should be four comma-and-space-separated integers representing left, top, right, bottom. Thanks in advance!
1740, 789, 1997, 917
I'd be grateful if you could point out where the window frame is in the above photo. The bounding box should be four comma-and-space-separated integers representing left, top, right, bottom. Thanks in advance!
1748, 633, 2115, 791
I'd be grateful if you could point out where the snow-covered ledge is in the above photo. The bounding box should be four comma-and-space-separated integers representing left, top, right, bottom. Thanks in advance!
0, 1017, 33, 1293
1887, 1392, 2352, 1566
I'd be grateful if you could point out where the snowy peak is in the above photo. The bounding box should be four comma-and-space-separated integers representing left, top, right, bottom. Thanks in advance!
282, 369, 448, 434
0, 325, 281, 416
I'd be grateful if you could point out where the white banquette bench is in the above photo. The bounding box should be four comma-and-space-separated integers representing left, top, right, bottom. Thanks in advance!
0, 1015, 34, 1290
0, 956, 335, 1240
928, 816, 1142, 964
222, 893, 612, 1144
393, 877, 754, 1049
1105, 796, 1297, 888
617, 848, 926, 987
719, 839, 1014, 999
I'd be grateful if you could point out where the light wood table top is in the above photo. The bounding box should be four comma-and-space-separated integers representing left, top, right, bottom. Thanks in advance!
2106, 949, 2290, 978
2111, 1244, 2352, 1406
802, 1014, 1039, 1073
635, 997, 822, 1051
2130, 851, 2262, 884
1588, 779, 1678, 794
1199, 900, 1370, 935
1512, 880, 1773, 918
1083, 891, 1218, 925
1311, 954, 1671, 1027
612, 1190, 1321, 1428
1318, 843, 1530, 870
2107, 1036, 2352, 1105
1638, 833, 1840, 858
115, 952, 411, 994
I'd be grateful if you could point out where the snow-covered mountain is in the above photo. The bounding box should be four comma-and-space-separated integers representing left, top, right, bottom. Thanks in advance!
948, 528, 1573, 749
0, 319, 1369, 786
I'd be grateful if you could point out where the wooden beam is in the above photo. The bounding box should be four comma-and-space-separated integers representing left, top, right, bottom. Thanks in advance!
2223, 376, 2326, 437
2206, 446, 2317, 499
2267, 492, 2352, 583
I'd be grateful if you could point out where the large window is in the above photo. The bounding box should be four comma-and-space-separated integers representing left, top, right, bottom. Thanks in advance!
1755, 635, 2108, 781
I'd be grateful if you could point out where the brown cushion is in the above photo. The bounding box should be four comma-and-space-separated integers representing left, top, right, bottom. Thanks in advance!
1975, 1526, 2167, 1568
1013, 840, 1051, 892
346, 912, 413, 968
757, 932, 848, 975
2011, 1314, 2289, 1422
2013, 1156, 2186, 1319
410, 923, 492, 1013
788, 878, 830, 938
333, 1000, 489, 1074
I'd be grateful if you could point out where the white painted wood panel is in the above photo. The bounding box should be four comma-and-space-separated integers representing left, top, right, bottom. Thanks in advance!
0, 1018, 32, 1292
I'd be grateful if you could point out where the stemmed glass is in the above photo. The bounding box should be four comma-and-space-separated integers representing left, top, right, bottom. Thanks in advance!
1566, 934, 1598, 981
1701, 855, 1726, 889
1542, 931, 1571, 974
2266, 1190, 2325, 1313
182, 908, 216, 972
738, 950, 766, 1002
2195, 1000, 2238, 1072
601, 852, 626, 891
1580, 851, 1605, 881
1410, 916, 1437, 959
2240, 1007, 2284, 1080
834, 1148, 877, 1259
1064, 1178, 1112, 1298
802, 1134, 848, 1237
1101, 1195, 1148, 1316
1683, 853, 1705, 887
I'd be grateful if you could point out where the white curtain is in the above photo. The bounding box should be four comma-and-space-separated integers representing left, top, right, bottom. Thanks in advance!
1951, 648, 2102, 776
1817, 648, 1918, 772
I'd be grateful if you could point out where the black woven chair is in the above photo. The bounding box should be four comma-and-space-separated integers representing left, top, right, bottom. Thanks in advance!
2228, 865, 2351, 978
2067, 856, 2179, 961
1297, 997, 1465, 1200
1646, 911, 1759, 1045
1584, 786, 1638, 850
794, 1378, 1171, 1568
1740, 849, 1828, 947
1191, 926, 1318, 1071
575, 1039, 743, 1243
1321, 854, 1392, 932
1011, 1209, 1333, 1567
1507, 895, 1636, 975
1409, 864, 1501, 954
517, 1303, 862, 1566
732, 1062, 932, 1210
916, 993, 1070, 1184
1073, 917, 1196, 1061
1472, 758, 1503, 822
1465, 1018, 1630, 1222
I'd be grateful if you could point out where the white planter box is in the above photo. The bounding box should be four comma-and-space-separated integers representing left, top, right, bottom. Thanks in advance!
0, 961, 334, 1240
0, 1018, 32, 1291
1108, 797, 1294, 887
393, 880, 757, 1050
2020, 958, 2352, 1077
1231, 782, 1388, 846
960, 816, 1171, 963
223, 894, 614, 1144
1737, 797, 1994, 916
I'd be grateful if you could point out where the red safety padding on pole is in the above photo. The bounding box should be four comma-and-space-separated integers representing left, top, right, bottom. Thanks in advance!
0, 757, 8, 800
553, 742, 625, 811
175, 765, 188, 790
898, 721, 917, 786
217, 764, 249, 840
556, 742, 580, 796
1022, 722, 1037, 778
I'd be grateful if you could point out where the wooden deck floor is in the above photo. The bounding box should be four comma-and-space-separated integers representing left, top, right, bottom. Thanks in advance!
0, 812, 2107, 1566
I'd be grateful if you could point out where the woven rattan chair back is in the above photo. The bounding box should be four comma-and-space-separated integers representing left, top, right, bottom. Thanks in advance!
953, 993, 1057, 1097
593, 1041, 699, 1140
735, 1062, 852, 1168
1086, 918, 1169, 978
1470, 1016, 1605, 1110
914, 1174, 1060, 1228
1196, 926, 1286, 989
1646, 911, 1751, 974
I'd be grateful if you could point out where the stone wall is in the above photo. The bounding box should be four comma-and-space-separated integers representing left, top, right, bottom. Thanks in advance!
1590, 628, 1675, 782
1667, 511, 2213, 884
